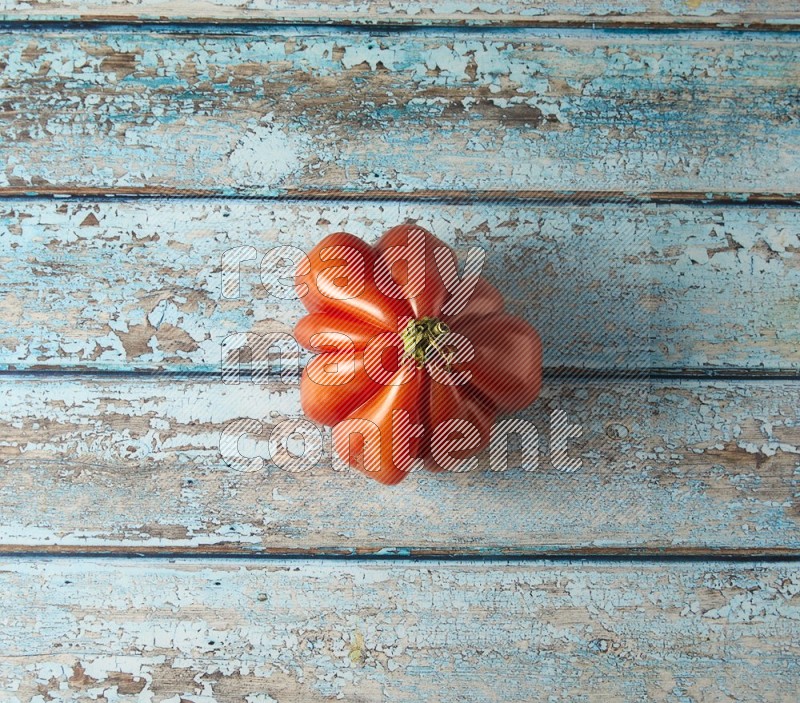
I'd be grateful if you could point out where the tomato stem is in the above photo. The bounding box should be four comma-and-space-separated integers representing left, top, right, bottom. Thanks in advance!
401, 317, 453, 368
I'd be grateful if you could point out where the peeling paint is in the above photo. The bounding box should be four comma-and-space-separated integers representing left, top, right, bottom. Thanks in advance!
228, 117, 309, 188
0, 30, 798, 195
0, 558, 797, 701
1, 200, 798, 372
0, 376, 798, 553
0, 0, 798, 31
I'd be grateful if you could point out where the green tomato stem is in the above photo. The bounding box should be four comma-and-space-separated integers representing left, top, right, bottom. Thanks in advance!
400, 317, 452, 368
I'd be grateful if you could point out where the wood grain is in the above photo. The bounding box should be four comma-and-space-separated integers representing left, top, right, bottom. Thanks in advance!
0, 30, 798, 199
1, 0, 799, 29
0, 557, 798, 702
2, 199, 798, 372
0, 374, 797, 555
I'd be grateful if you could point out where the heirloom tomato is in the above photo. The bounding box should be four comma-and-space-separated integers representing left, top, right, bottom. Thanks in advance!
294, 225, 542, 485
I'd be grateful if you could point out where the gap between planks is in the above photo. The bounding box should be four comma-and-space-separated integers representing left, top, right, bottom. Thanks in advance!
1, 547, 800, 560
1, 368, 799, 381
0, 5, 800, 32
0, 188, 799, 206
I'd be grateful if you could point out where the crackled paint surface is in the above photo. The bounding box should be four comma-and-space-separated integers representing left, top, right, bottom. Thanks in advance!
1, 0, 799, 28
1, 200, 798, 372
0, 558, 798, 701
0, 14, 798, 701
0, 30, 798, 196
0, 375, 797, 554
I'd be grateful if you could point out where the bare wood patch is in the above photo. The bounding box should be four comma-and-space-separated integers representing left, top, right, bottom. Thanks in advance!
0, 375, 797, 555
1, 200, 797, 371
0, 31, 797, 197
0, 558, 798, 701
0, 0, 799, 29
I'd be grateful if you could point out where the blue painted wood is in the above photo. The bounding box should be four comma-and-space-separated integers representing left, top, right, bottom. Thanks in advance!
1, 200, 797, 372
0, 28, 797, 198
0, 0, 798, 29
0, 12, 797, 703
0, 558, 798, 701
0, 374, 797, 555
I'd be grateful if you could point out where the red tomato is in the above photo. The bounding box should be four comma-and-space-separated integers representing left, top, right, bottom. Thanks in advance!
295, 225, 543, 484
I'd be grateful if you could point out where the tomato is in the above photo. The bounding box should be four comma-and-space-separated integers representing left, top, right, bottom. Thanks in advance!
295, 225, 543, 484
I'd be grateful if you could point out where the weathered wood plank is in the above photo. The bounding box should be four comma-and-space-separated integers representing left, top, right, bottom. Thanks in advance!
1, 0, 799, 29
0, 30, 798, 198
2, 200, 798, 372
0, 375, 797, 555
0, 557, 798, 702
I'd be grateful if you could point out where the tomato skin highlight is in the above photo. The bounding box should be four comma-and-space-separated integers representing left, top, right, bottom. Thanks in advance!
333, 366, 426, 485
296, 227, 543, 484
375, 224, 450, 319
298, 232, 411, 332
295, 312, 385, 352
300, 351, 385, 428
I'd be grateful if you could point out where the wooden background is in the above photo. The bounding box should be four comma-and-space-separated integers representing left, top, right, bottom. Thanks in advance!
0, 1, 798, 701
